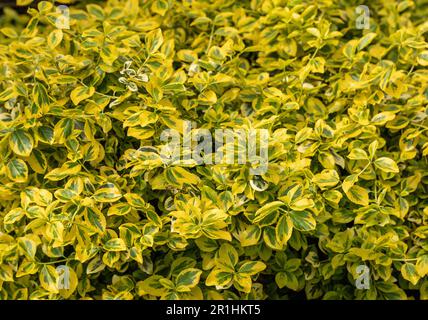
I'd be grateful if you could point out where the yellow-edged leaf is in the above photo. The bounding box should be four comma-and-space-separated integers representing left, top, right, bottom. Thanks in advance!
70, 85, 95, 105
344, 185, 369, 206
48, 29, 63, 48
9, 130, 34, 157
7, 158, 28, 183
374, 157, 399, 173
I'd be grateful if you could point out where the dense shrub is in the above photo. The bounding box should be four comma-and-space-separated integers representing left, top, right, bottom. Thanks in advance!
0, 0, 428, 300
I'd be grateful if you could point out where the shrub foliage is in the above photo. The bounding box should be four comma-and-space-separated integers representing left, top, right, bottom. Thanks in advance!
0, 0, 428, 300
